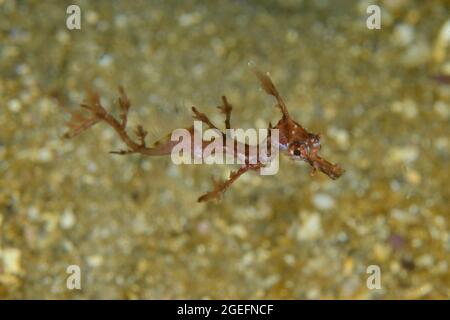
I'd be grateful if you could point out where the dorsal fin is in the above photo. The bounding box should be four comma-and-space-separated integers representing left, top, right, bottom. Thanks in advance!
249, 62, 290, 119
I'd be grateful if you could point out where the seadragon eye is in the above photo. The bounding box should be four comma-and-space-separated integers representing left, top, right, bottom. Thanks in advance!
293, 149, 301, 156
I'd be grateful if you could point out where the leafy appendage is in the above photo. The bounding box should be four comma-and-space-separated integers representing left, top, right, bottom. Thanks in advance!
63, 87, 152, 156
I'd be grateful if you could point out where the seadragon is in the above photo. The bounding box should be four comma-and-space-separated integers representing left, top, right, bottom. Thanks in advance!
63, 68, 344, 202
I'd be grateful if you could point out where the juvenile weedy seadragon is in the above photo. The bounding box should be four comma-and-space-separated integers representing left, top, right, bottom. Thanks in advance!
63, 68, 344, 202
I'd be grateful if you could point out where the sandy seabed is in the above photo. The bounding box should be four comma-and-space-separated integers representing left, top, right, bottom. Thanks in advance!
0, 0, 449, 299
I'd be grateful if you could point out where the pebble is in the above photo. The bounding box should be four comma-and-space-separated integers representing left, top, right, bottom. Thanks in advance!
306, 288, 320, 299
342, 257, 354, 275
114, 14, 128, 29
373, 243, 390, 261
312, 193, 336, 210
1, 248, 22, 275
8, 99, 22, 112
87, 255, 104, 268
390, 208, 417, 223
38, 148, 52, 162
196, 221, 210, 235
38, 97, 54, 115
432, 19, 450, 64
262, 274, 280, 289
230, 224, 248, 239
297, 213, 323, 241
283, 254, 296, 266
405, 169, 421, 185
167, 165, 180, 178
388, 146, 419, 163
434, 137, 448, 152
99, 54, 113, 67
15, 63, 30, 76
56, 30, 69, 44
390, 99, 418, 118
27, 206, 40, 220
286, 29, 299, 43
402, 41, 430, 67
393, 23, 415, 47
178, 12, 202, 27
60, 208, 76, 229
86, 10, 99, 25
416, 254, 434, 268
433, 101, 449, 119
389, 234, 406, 250
328, 127, 350, 149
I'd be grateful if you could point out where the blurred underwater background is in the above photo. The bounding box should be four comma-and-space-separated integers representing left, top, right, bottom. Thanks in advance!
0, 0, 449, 298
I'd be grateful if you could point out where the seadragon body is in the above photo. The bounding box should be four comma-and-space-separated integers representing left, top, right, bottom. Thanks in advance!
64, 68, 344, 202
